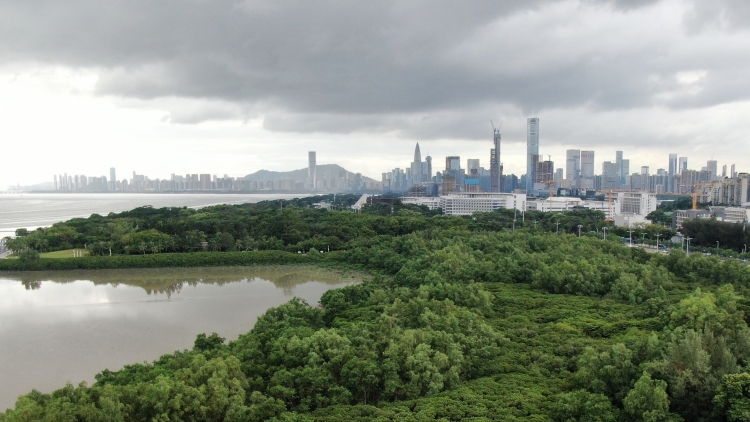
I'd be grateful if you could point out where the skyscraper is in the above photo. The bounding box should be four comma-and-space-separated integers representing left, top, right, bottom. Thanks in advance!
410, 143, 423, 185
490, 127, 503, 192
581, 151, 595, 179
678, 157, 688, 173
668, 153, 678, 192
109, 168, 116, 191
707, 160, 718, 180
722, 165, 727, 178
526, 117, 539, 194
308, 151, 317, 189
566, 149, 581, 181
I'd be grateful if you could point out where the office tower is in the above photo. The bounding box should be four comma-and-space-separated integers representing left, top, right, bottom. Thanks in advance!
467, 159, 480, 177
446, 156, 461, 171
410, 143, 424, 185
554, 168, 563, 182
581, 151, 595, 179
109, 168, 116, 191
732, 164, 736, 178
602, 161, 619, 189
526, 117, 539, 194
707, 160, 718, 180
722, 165, 727, 178
679, 157, 688, 172
616, 151, 623, 178
490, 126, 503, 192
443, 156, 461, 194
566, 149, 581, 180
668, 153, 678, 192
641, 166, 649, 175
425, 156, 432, 180
54, 175, 58, 191
621, 159, 630, 186
308, 151, 317, 189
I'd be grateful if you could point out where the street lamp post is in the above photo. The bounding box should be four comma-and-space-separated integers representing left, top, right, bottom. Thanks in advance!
641, 233, 646, 246
555, 221, 560, 234
603, 227, 608, 240
513, 219, 517, 232
716, 241, 720, 249
686, 237, 692, 256
577, 225, 583, 238
628, 230, 634, 246
655, 234, 662, 252
744, 244, 747, 254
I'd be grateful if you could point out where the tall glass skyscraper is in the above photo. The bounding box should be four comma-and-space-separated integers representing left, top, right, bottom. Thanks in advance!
526, 117, 539, 194
668, 153, 678, 192
308, 151, 317, 189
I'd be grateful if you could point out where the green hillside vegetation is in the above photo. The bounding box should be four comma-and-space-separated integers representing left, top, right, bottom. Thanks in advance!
2, 197, 750, 421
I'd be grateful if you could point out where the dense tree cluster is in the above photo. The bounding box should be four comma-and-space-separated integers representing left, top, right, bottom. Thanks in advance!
3, 197, 750, 420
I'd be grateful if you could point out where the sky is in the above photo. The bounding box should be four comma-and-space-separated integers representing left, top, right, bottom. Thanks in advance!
1, 0, 749, 188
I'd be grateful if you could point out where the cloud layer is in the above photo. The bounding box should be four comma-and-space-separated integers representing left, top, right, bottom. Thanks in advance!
2, 0, 750, 140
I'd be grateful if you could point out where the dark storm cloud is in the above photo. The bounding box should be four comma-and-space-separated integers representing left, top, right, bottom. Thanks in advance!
1, 0, 750, 139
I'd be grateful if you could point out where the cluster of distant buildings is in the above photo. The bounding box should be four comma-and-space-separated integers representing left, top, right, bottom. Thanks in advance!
391, 117, 749, 227
50, 152, 380, 193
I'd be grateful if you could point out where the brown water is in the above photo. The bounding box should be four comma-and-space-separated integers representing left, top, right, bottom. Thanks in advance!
0, 266, 360, 411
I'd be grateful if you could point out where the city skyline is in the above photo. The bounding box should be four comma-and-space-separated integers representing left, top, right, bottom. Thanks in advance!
2, 1, 750, 189
36, 126, 745, 196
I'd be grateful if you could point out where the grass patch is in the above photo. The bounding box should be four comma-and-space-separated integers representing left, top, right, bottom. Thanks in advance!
40, 249, 90, 259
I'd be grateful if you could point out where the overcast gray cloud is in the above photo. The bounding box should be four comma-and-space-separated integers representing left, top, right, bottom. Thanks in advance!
1, 0, 750, 144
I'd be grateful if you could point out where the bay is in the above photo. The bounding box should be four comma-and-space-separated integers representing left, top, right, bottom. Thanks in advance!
0, 265, 359, 411
0, 193, 307, 238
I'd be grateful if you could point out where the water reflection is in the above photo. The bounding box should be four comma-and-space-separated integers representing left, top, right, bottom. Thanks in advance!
0, 265, 361, 411
2, 265, 361, 296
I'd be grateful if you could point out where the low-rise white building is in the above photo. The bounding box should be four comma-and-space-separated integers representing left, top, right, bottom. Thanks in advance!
402, 193, 525, 215
526, 197, 620, 219
616, 192, 657, 216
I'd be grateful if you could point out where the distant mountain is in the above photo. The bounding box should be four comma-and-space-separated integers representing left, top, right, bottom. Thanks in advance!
244, 164, 378, 184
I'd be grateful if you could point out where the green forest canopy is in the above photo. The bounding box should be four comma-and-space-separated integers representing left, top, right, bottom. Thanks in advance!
2, 197, 750, 421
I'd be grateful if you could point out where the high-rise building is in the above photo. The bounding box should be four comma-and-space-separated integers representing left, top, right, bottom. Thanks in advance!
707, 160, 718, 180
526, 117, 539, 194
443, 156, 462, 194
679, 157, 688, 173
308, 151, 317, 189
490, 127, 503, 192
566, 149, 581, 181
410, 143, 424, 186
581, 151, 595, 179
641, 166, 649, 175
668, 153, 678, 192
731, 164, 736, 178
109, 168, 116, 191
467, 159, 480, 177
722, 165, 727, 178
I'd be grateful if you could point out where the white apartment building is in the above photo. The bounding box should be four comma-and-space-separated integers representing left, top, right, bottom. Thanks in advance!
723, 207, 750, 224
616, 192, 657, 216
402, 193, 526, 216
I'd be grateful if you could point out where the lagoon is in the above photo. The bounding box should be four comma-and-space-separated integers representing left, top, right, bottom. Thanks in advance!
0, 265, 359, 410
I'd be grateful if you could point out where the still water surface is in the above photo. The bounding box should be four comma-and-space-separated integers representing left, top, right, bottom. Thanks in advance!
0, 193, 306, 238
0, 265, 359, 410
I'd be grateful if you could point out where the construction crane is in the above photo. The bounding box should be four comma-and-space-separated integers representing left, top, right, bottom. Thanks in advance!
681, 183, 706, 210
